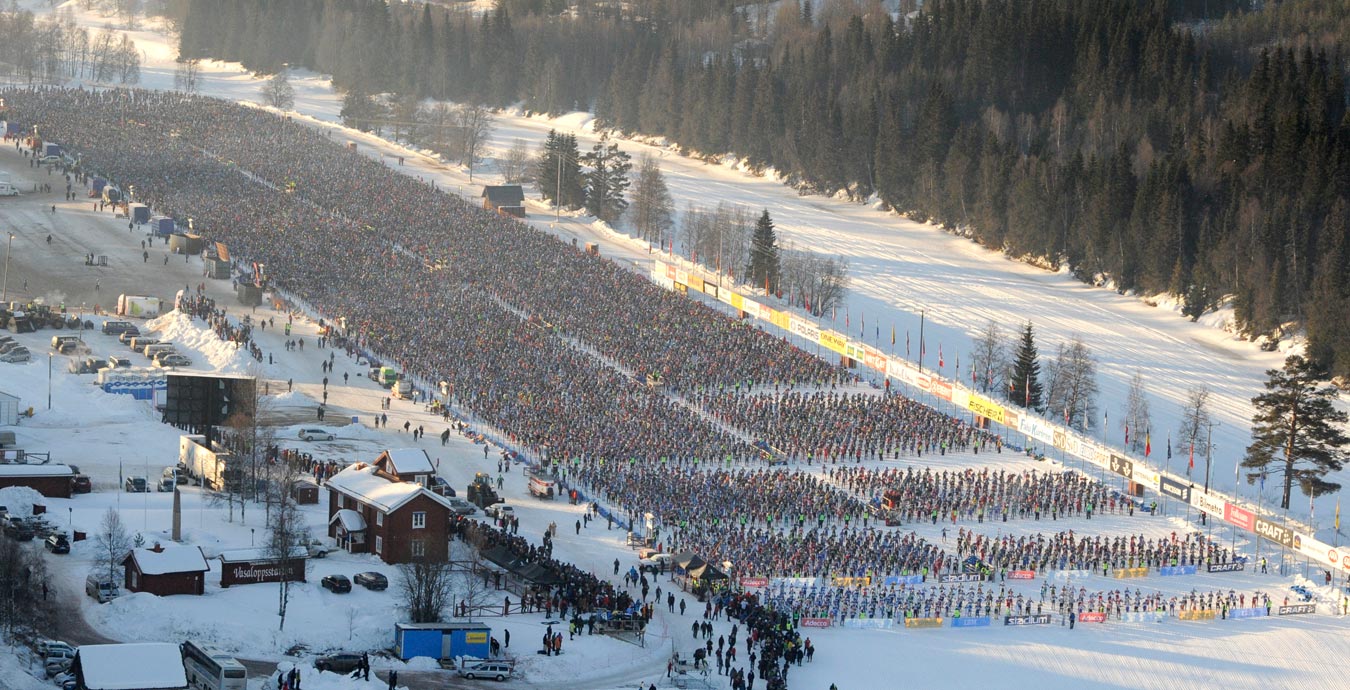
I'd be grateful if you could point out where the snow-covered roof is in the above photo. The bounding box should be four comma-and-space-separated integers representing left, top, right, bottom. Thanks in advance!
381, 448, 434, 476
76, 643, 188, 690
329, 508, 367, 531
326, 463, 453, 513
218, 547, 307, 563
0, 463, 74, 476
124, 545, 209, 575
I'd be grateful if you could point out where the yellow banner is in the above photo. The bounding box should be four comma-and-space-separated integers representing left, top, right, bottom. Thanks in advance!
819, 330, 849, 355
1112, 567, 1149, 579
1178, 609, 1217, 621
904, 617, 944, 629
731, 293, 744, 310
770, 309, 790, 330
466, 632, 488, 643
969, 395, 1006, 425
687, 275, 705, 293
831, 576, 872, 587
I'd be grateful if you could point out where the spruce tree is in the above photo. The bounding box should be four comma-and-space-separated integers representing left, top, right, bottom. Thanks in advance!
582, 133, 632, 224
1242, 355, 1349, 509
747, 210, 780, 293
1008, 322, 1042, 410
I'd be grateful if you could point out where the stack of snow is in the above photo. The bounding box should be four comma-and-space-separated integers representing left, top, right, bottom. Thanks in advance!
0, 486, 46, 519
146, 311, 253, 373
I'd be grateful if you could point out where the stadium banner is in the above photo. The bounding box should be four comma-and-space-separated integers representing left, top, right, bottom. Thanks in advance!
1177, 609, 1218, 621
675, 268, 690, 285
1228, 607, 1265, 619
862, 346, 888, 372
704, 283, 719, 300
770, 309, 791, 331
904, 617, 944, 629
665, 263, 677, 281
1195, 492, 1226, 518
1159, 476, 1192, 503
1224, 504, 1256, 532
909, 370, 933, 393
1008, 570, 1036, 580
968, 395, 1006, 425
716, 284, 734, 304
950, 388, 970, 409
652, 274, 676, 291
1253, 517, 1295, 548
831, 576, 873, 588
1108, 454, 1134, 481
1018, 415, 1059, 445
1278, 604, 1316, 616
819, 330, 849, 355
771, 577, 823, 589
1112, 567, 1149, 579
940, 573, 984, 584
1078, 612, 1107, 623
881, 575, 925, 586
687, 275, 704, 293
1206, 562, 1245, 573
789, 316, 821, 343
1293, 536, 1350, 574
756, 302, 774, 320
740, 577, 768, 588
800, 618, 834, 628
930, 380, 953, 402
1003, 409, 1020, 430
1004, 614, 1052, 626
1122, 612, 1162, 623
841, 618, 892, 630
950, 616, 991, 628
1051, 570, 1092, 580
1159, 565, 1197, 577
886, 358, 909, 382
1052, 428, 1077, 454
1132, 465, 1161, 488
1078, 440, 1112, 471
731, 292, 745, 310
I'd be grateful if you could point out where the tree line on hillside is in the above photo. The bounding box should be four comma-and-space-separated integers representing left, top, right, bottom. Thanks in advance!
177, 0, 1350, 378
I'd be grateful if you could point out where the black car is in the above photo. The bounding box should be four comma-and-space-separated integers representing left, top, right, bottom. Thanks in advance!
320, 574, 351, 593
314, 652, 363, 674
45, 534, 70, 554
72, 475, 92, 493
353, 572, 388, 591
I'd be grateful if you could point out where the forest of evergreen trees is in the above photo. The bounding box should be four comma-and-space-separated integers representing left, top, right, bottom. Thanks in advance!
177, 0, 1350, 378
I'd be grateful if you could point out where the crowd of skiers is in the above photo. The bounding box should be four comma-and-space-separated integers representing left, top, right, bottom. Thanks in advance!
954, 528, 1236, 574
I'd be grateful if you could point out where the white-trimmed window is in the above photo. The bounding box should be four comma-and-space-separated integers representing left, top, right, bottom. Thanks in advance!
411, 539, 425, 558
376, 511, 384, 526
412, 511, 426, 529
375, 535, 383, 553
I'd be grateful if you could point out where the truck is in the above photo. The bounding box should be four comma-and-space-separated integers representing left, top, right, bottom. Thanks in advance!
179, 435, 241, 492
368, 365, 398, 388
392, 377, 416, 400
43, 142, 62, 159
130, 203, 150, 224
466, 472, 502, 509
528, 470, 558, 499
102, 186, 123, 204
0, 178, 16, 197
117, 294, 162, 318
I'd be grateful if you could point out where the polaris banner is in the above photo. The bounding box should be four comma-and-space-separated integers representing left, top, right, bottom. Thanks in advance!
1159, 565, 1197, 576
1228, 607, 1266, 619
1278, 604, 1316, 616
1004, 614, 1052, 626
1207, 562, 1245, 573
940, 573, 983, 584
950, 616, 991, 628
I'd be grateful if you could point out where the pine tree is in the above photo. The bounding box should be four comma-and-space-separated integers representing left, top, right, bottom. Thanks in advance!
582, 133, 632, 224
747, 210, 780, 293
537, 130, 583, 210
1008, 322, 1042, 410
1242, 355, 1349, 509
339, 88, 382, 132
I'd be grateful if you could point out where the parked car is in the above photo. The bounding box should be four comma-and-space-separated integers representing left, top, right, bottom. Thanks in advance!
106, 355, 134, 369
353, 572, 388, 591
458, 659, 514, 681
124, 476, 148, 493
72, 475, 92, 493
4, 516, 35, 540
320, 574, 351, 593
102, 320, 136, 335
152, 353, 192, 368
446, 498, 477, 516
52, 670, 78, 690
69, 356, 107, 374
485, 504, 514, 520
430, 476, 455, 497
0, 347, 31, 363
85, 574, 119, 603
116, 329, 142, 344
44, 648, 76, 676
303, 539, 330, 558
313, 652, 363, 674
297, 428, 335, 441
35, 640, 74, 659
162, 466, 187, 485
44, 534, 70, 554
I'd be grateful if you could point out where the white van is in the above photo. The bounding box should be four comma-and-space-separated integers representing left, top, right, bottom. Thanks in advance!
85, 573, 120, 603
0, 180, 18, 197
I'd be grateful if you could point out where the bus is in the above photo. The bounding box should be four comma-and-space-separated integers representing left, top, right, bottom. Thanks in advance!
181, 640, 247, 690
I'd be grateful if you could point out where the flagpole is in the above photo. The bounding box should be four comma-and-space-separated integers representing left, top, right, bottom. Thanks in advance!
918, 310, 925, 373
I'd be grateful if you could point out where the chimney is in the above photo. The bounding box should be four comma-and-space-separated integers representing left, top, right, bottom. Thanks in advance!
150, 542, 165, 553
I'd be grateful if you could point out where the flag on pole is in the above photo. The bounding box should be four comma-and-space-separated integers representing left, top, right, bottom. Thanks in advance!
890, 324, 895, 346
1336, 499, 1340, 531
1124, 424, 1129, 446
1167, 433, 1172, 460
1145, 429, 1151, 457
1188, 443, 1194, 473
905, 331, 910, 358
938, 344, 944, 368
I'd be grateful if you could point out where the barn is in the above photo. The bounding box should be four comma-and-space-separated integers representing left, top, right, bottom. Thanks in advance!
122, 543, 210, 596
480, 185, 525, 217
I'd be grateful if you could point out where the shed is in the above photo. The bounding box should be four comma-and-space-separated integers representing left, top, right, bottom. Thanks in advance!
394, 621, 491, 661
122, 544, 209, 596
291, 479, 320, 504
0, 463, 75, 498
480, 185, 524, 212
0, 390, 19, 426
73, 642, 187, 690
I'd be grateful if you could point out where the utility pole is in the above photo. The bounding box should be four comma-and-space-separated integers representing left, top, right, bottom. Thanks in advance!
2, 232, 13, 302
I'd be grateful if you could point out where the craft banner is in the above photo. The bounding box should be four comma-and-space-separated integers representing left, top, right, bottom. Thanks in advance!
1206, 562, 1245, 573
1278, 604, 1316, 616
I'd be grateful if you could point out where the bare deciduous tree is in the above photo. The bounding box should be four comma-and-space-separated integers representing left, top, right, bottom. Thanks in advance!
1043, 336, 1098, 431
173, 57, 201, 94
399, 557, 456, 624
261, 70, 295, 110
1124, 371, 1151, 453
500, 138, 534, 186
93, 507, 132, 585
262, 461, 307, 630
1178, 384, 1212, 459
628, 153, 674, 244
0, 538, 53, 640
454, 103, 494, 182
969, 320, 1006, 393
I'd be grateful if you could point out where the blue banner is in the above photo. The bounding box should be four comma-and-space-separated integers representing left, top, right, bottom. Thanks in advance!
1159, 565, 1197, 576
950, 616, 991, 628
1228, 607, 1266, 620
881, 575, 924, 586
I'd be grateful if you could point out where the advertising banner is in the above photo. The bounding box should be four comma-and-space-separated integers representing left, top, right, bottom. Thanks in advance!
1004, 614, 1052, 626
770, 309, 791, 331
930, 380, 953, 402
1052, 570, 1092, 580
1293, 536, 1350, 574
800, 618, 833, 628
740, 577, 768, 588
819, 330, 849, 355
1008, 570, 1036, 580
675, 268, 689, 285
1196, 492, 1226, 518
1228, 607, 1266, 619
1122, 612, 1162, 623
841, 618, 893, 629
950, 388, 970, 409
1278, 604, 1316, 616
904, 617, 944, 629
789, 316, 821, 343
1253, 517, 1294, 548
771, 577, 823, 588
1159, 565, 1197, 577
1159, 476, 1193, 503
1225, 504, 1256, 532
1077, 612, 1107, 623
881, 575, 925, 586
1206, 562, 1245, 573
969, 395, 1005, 425
831, 576, 873, 588
1133, 466, 1161, 488
756, 302, 774, 320
1177, 609, 1217, 621
1112, 567, 1149, 579
653, 275, 676, 291
886, 358, 909, 382
1108, 454, 1134, 480
940, 573, 984, 584
863, 348, 888, 372
950, 617, 991, 628
1019, 416, 1059, 445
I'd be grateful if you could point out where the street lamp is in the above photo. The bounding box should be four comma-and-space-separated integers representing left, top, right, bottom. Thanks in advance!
2, 232, 13, 303
47, 351, 53, 410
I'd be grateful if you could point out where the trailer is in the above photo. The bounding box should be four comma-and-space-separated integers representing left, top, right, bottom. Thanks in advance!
130, 203, 150, 224
117, 294, 162, 318
152, 217, 175, 236
43, 142, 62, 159
528, 471, 558, 499
179, 435, 241, 492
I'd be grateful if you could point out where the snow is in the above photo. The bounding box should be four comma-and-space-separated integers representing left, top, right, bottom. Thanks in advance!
219, 547, 307, 563
325, 463, 450, 513
126, 545, 210, 575
380, 448, 435, 476
330, 508, 367, 532
0, 463, 74, 476
0, 485, 47, 516
76, 643, 188, 690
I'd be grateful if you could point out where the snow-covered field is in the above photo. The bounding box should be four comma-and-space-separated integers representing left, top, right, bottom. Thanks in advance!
1, 2, 1348, 690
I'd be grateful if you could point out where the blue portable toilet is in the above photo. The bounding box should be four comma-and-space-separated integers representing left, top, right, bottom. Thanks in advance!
394, 622, 491, 661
